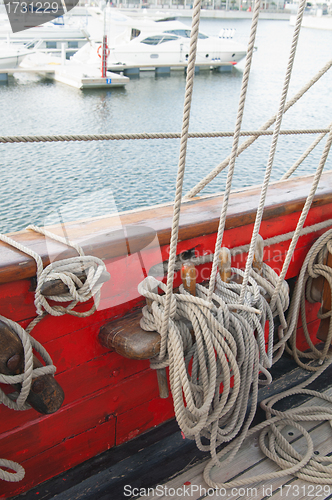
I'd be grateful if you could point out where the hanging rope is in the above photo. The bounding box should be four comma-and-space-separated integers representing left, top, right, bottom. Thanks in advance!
207, 0, 261, 302
203, 229, 332, 487
285, 228, 332, 369
139, 266, 288, 463
185, 58, 332, 198
203, 358, 332, 489
158, 0, 203, 358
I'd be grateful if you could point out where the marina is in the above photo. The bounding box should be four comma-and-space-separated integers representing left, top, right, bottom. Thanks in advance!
1, 4, 332, 500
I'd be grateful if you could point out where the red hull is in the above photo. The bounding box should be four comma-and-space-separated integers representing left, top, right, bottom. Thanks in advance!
0, 172, 331, 498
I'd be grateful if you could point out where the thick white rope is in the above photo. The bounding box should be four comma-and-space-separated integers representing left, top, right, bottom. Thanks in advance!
238, 0, 306, 306
186, 58, 332, 198
0, 129, 327, 144
159, 0, 202, 359
207, 0, 261, 303
0, 459, 25, 483
200, 229, 332, 489
203, 358, 332, 489
139, 269, 288, 464
283, 228, 332, 369
280, 124, 331, 180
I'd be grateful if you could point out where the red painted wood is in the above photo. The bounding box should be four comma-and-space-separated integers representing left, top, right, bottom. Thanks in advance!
1, 196, 332, 498
116, 396, 174, 446
0, 416, 116, 499
0, 367, 162, 453
294, 318, 320, 353
0, 353, 150, 435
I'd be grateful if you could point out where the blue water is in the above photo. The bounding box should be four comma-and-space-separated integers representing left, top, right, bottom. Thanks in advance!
0, 18, 332, 233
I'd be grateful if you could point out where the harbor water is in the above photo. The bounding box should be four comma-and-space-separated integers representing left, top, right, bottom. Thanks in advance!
1, 17, 332, 233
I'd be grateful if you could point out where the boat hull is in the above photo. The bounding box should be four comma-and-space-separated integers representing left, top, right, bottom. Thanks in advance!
0, 172, 331, 498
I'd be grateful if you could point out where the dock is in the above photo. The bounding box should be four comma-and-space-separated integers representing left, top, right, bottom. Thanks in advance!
108, 60, 237, 76
0, 65, 129, 89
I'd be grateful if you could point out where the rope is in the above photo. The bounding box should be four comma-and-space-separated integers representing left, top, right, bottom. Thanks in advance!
280, 123, 331, 180
203, 359, 332, 489
0, 459, 25, 483
0, 129, 329, 144
285, 228, 332, 369
139, 260, 289, 469
238, 0, 306, 306
201, 230, 332, 489
185, 58, 332, 198
158, 0, 202, 358
207, 0, 261, 303
0, 226, 107, 482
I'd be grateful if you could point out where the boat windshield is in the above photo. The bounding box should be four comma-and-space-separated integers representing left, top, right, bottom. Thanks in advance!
140, 35, 180, 45
163, 29, 208, 39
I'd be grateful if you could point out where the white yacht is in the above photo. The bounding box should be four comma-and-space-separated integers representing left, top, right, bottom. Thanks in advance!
0, 40, 34, 69
73, 11, 247, 70
0, 9, 89, 58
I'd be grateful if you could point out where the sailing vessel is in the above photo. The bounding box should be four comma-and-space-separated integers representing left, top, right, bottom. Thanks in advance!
1, 1, 332, 499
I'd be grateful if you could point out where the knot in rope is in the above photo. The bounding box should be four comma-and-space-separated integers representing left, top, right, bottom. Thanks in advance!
34, 255, 106, 317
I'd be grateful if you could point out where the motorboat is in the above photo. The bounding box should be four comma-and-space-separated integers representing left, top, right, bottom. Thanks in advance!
0, 40, 35, 69
71, 28, 247, 71
86, 9, 247, 68
0, 11, 89, 58
110, 31, 246, 68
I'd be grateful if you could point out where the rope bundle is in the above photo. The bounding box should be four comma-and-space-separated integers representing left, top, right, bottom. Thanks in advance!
283, 228, 332, 369
0, 316, 55, 483
34, 255, 105, 317
138, 264, 289, 464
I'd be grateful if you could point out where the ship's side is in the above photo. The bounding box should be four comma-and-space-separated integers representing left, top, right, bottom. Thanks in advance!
1, 171, 332, 499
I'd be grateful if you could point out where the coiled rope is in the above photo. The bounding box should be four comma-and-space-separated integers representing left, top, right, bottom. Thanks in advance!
0, 225, 107, 482
139, 262, 288, 461
203, 230, 332, 488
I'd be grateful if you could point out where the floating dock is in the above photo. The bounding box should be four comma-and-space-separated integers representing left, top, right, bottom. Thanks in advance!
0, 65, 129, 89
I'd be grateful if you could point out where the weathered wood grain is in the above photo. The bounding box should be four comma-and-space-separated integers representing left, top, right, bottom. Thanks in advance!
0, 172, 331, 284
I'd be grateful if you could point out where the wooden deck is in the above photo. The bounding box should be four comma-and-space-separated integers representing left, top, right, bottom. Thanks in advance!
139, 388, 332, 500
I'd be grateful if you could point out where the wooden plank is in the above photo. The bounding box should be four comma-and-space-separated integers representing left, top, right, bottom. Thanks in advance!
0, 415, 116, 499
139, 388, 332, 500
116, 395, 175, 445
0, 352, 150, 435
0, 366, 174, 454
0, 172, 331, 284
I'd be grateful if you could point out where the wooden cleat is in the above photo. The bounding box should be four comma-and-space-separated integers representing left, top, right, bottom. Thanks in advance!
253, 234, 264, 276
218, 247, 231, 283
39, 269, 110, 297
99, 312, 161, 360
181, 261, 196, 295
0, 320, 64, 414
